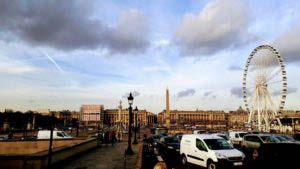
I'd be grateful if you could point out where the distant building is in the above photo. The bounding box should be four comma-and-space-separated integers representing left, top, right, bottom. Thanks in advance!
228, 107, 248, 129
103, 109, 156, 126
158, 110, 226, 130
4, 109, 13, 113
36, 109, 51, 116
80, 105, 104, 126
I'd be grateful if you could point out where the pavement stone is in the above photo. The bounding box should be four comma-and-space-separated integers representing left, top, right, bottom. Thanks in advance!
59, 142, 140, 169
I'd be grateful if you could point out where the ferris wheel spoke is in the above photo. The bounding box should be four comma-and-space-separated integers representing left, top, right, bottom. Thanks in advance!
267, 80, 282, 85
266, 67, 281, 82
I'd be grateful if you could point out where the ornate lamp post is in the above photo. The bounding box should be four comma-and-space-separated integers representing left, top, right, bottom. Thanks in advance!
138, 119, 141, 139
48, 110, 54, 168
126, 93, 134, 155
133, 106, 138, 144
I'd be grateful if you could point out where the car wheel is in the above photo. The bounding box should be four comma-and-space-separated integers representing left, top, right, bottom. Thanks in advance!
182, 155, 187, 165
207, 161, 217, 169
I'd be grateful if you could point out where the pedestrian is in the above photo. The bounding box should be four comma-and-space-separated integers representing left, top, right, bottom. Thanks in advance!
104, 131, 109, 145
111, 130, 116, 146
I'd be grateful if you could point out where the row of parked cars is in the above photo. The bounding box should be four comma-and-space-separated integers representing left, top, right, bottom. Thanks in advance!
146, 130, 300, 169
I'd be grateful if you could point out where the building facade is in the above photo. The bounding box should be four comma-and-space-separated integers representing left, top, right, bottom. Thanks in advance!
227, 107, 249, 129
158, 110, 226, 130
80, 105, 104, 126
103, 109, 156, 126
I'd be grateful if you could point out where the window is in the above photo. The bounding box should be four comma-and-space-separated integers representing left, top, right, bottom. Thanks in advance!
235, 133, 239, 138
238, 133, 247, 138
57, 132, 64, 137
196, 139, 207, 151
252, 136, 262, 143
159, 138, 165, 143
204, 139, 233, 150
244, 136, 252, 141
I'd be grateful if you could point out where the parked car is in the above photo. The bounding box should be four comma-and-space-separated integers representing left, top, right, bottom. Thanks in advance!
0, 135, 9, 141
37, 130, 73, 139
175, 133, 183, 141
293, 133, 300, 141
229, 131, 248, 146
193, 130, 206, 134
251, 142, 300, 169
241, 134, 280, 150
148, 135, 162, 147
157, 136, 180, 157
180, 134, 245, 169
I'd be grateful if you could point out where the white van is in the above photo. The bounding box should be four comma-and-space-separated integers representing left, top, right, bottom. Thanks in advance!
37, 130, 72, 139
229, 131, 248, 146
180, 134, 245, 169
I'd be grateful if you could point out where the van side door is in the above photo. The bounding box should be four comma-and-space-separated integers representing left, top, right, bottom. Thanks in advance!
189, 138, 207, 167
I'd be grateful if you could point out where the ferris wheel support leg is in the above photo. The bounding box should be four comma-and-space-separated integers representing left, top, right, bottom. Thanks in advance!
257, 90, 261, 132
266, 89, 282, 131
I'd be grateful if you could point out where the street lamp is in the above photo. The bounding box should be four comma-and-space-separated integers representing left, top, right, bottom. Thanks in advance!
126, 93, 134, 155
138, 119, 141, 140
133, 106, 138, 144
48, 110, 54, 168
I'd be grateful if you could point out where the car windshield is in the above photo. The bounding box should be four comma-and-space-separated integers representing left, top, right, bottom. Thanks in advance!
281, 135, 294, 141
261, 136, 280, 143
204, 139, 233, 150
165, 137, 179, 143
275, 136, 287, 142
218, 135, 229, 140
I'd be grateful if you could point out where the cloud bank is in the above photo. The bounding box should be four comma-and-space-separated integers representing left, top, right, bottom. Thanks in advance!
0, 0, 149, 53
174, 0, 254, 56
177, 89, 196, 98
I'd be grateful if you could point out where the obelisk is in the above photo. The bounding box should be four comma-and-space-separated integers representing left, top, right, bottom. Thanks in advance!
166, 86, 170, 128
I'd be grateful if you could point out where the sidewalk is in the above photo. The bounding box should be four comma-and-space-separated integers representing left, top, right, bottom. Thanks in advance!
61, 142, 141, 169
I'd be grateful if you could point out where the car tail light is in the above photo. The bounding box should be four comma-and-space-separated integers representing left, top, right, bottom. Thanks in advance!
253, 149, 258, 160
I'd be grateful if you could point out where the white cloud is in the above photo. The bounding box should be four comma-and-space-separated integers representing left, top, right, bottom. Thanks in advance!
0, 57, 36, 74
174, 0, 254, 56
273, 27, 300, 63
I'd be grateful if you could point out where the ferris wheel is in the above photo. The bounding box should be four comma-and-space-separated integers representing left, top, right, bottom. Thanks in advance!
242, 45, 287, 131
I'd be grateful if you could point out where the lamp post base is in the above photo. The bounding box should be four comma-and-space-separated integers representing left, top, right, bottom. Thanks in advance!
126, 148, 134, 155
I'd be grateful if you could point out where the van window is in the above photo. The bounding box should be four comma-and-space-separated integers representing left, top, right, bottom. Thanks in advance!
235, 133, 239, 138
196, 139, 207, 151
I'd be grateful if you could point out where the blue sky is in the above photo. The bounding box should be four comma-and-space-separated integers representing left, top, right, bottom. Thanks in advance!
0, 0, 300, 113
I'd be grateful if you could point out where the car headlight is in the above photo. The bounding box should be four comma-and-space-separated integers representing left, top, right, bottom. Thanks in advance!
167, 146, 174, 149
215, 152, 227, 159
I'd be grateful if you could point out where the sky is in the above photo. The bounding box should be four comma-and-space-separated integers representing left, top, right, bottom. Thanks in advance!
0, 0, 300, 113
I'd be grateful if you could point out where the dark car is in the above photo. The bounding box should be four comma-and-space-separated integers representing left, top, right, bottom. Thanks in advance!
251, 143, 300, 169
148, 135, 162, 148
174, 133, 183, 141
293, 133, 300, 141
157, 136, 180, 157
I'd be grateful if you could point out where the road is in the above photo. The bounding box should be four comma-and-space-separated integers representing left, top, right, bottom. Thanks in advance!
54, 142, 139, 169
